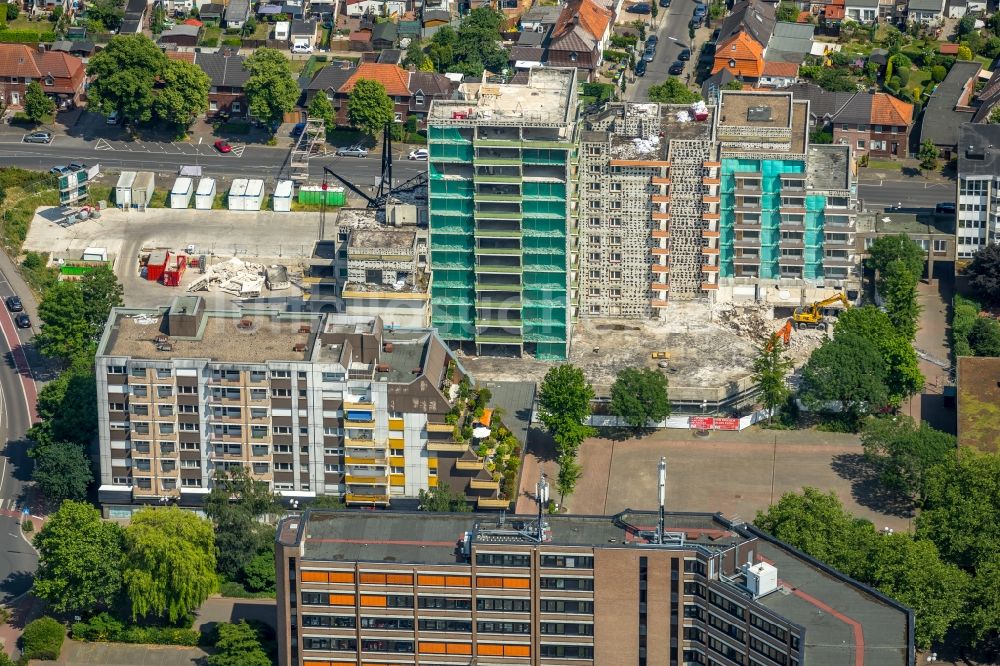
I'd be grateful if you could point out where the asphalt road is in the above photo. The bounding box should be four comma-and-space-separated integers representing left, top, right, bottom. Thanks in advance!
857, 176, 956, 212
627, 0, 699, 102
0, 135, 426, 184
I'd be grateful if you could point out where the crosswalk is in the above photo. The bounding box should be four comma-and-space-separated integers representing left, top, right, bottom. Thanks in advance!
0, 498, 21, 512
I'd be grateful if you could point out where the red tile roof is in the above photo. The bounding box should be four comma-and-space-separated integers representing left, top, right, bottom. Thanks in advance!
762, 60, 799, 77
939, 43, 959, 55
339, 62, 410, 96
0, 45, 85, 93
36, 51, 84, 80
871, 93, 913, 126
182, 17, 204, 26
166, 51, 197, 63
349, 30, 372, 41
553, 0, 612, 43
713, 33, 765, 78
0, 45, 42, 79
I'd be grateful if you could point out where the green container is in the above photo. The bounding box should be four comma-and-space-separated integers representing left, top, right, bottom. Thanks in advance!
298, 186, 346, 206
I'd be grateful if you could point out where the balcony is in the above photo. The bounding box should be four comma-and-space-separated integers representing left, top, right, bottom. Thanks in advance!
651, 281, 669, 290
426, 422, 455, 433
733, 237, 760, 248
345, 475, 389, 485
652, 229, 670, 239
651, 298, 668, 307
702, 247, 719, 255
476, 332, 523, 344
427, 440, 470, 453
652, 264, 669, 274
344, 419, 375, 429
456, 457, 485, 471
702, 264, 720, 272
823, 254, 856, 267
702, 230, 720, 239
345, 492, 391, 506
778, 255, 805, 266
388, 418, 404, 431
701, 282, 719, 290
652, 212, 670, 221
470, 476, 500, 490
609, 159, 670, 167
780, 238, 805, 248
345, 455, 388, 466
703, 212, 720, 220
652, 247, 670, 256
345, 437, 382, 449
733, 254, 761, 264
651, 195, 671, 204
652, 177, 672, 185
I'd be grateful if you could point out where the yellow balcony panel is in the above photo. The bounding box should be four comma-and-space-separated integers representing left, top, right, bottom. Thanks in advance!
345, 420, 375, 429
390, 473, 405, 487
345, 437, 384, 449
456, 458, 485, 471
651, 298, 669, 307
388, 418, 404, 431
652, 177, 672, 185
477, 497, 511, 509
346, 493, 390, 505
470, 477, 500, 490
344, 401, 374, 410
428, 458, 438, 470
426, 422, 454, 433
389, 455, 406, 467
345, 475, 389, 485
427, 441, 469, 453
388, 437, 405, 448
345, 456, 388, 466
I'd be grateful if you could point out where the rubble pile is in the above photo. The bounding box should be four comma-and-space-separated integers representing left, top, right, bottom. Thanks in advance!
187, 257, 266, 297
715, 303, 772, 341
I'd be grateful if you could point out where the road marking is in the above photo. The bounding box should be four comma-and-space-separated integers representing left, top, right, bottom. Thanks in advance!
94, 138, 115, 151
0, 458, 6, 505
231, 144, 247, 158
0, 304, 38, 427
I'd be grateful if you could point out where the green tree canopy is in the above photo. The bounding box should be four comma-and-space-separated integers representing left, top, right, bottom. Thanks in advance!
834, 306, 923, 402
860, 415, 956, 504
776, 2, 799, 21
444, 8, 510, 76
964, 551, 1000, 648
307, 91, 335, 127
32, 442, 92, 502
752, 333, 793, 423
33, 501, 125, 614
867, 233, 925, 280
79, 265, 124, 340
347, 78, 395, 138
609, 367, 670, 433
31, 361, 98, 447
87, 0, 124, 30
418, 483, 471, 512
204, 466, 280, 583
123, 507, 217, 623
242, 549, 276, 593
648, 78, 701, 103
966, 243, 1000, 306
880, 259, 921, 341
86, 34, 168, 124
36, 281, 91, 363
537, 365, 595, 440
153, 59, 210, 127
799, 332, 888, 417
244, 48, 300, 130
24, 81, 55, 122
207, 621, 271, 666
968, 316, 1000, 356
917, 138, 939, 170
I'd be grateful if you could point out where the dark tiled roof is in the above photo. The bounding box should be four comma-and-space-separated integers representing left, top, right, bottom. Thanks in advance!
291, 18, 316, 35
718, 0, 776, 49
195, 52, 250, 88
835, 92, 872, 125
510, 45, 545, 62
957, 123, 1000, 178
124, 0, 146, 17
702, 69, 735, 103
784, 82, 854, 120
973, 68, 1000, 122
372, 21, 398, 42
377, 48, 402, 64
921, 61, 981, 147
120, 18, 142, 33
224, 0, 250, 21
199, 2, 224, 16
306, 61, 355, 92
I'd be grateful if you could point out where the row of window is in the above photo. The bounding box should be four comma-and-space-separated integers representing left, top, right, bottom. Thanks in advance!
301, 591, 595, 615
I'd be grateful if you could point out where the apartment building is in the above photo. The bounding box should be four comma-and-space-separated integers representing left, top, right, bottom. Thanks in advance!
426, 67, 579, 361
274, 509, 915, 666
94, 296, 477, 511
955, 123, 1000, 264
576, 91, 859, 316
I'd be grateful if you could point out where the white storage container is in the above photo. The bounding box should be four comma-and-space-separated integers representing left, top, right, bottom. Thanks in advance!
170, 177, 193, 209
273, 180, 293, 212
195, 178, 216, 210
114, 171, 136, 209
228, 179, 249, 211
244, 179, 265, 211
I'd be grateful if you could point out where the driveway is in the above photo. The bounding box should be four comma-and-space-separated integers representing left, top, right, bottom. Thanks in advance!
905, 274, 955, 433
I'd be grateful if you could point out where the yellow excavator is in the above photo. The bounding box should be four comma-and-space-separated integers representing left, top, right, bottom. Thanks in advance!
792, 293, 851, 329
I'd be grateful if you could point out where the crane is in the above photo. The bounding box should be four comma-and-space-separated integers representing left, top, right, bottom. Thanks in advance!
792, 293, 851, 329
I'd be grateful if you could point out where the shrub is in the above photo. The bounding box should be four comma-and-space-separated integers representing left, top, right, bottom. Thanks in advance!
952, 294, 980, 358
0, 29, 57, 43
21, 519, 33, 533
930, 65, 946, 82
222, 37, 242, 46
71, 613, 200, 646
21, 616, 65, 660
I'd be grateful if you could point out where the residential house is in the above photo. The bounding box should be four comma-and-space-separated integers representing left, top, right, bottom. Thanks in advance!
302, 60, 355, 105
787, 83, 913, 158
158, 24, 201, 46
520, 2, 561, 30
349, 29, 373, 51
712, 0, 776, 79
258, 3, 284, 18
767, 22, 814, 63
195, 51, 250, 118
972, 68, 1000, 122
544, 0, 612, 81
376, 48, 403, 64
920, 60, 981, 160
282, 0, 306, 18
274, 20, 291, 41
120, 18, 143, 33
855, 210, 955, 279
844, 0, 878, 22
421, 8, 451, 28
398, 20, 421, 40
372, 21, 398, 50
291, 19, 318, 49
346, 0, 407, 16
50, 39, 95, 58
511, 28, 547, 69
31, 0, 70, 15
333, 63, 410, 124
313, 62, 453, 127
120, 0, 146, 32
407, 70, 454, 128
0, 44, 86, 110
198, 2, 224, 20
907, 0, 946, 22
702, 68, 737, 103
223, 0, 251, 28
757, 61, 799, 88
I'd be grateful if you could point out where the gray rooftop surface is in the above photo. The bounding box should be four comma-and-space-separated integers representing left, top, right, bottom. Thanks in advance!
958, 122, 1000, 177
476, 380, 536, 446
375, 330, 431, 383
807, 144, 851, 191
767, 21, 815, 61
920, 61, 981, 148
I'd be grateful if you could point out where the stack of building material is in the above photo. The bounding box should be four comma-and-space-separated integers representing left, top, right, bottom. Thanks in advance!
186, 257, 266, 296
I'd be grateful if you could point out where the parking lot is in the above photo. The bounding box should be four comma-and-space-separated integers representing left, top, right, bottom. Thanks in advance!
25, 206, 328, 308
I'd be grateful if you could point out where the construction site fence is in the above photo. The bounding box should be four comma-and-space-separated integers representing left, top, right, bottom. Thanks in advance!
583, 409, 772, 431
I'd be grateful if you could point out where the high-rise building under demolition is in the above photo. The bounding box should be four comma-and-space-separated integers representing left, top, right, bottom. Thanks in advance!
426, 68, 579, 360
578, 90, 859, 318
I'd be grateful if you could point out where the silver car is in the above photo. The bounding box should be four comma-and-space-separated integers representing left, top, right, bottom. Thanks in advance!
335, 145, 368, 158
23, 131, 53, 144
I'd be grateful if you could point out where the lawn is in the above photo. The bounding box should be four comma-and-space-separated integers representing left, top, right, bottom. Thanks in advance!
200, 25, 220, 46
251, 21, 270, 40
4, 15, 39, 31
866, 159, 903, 170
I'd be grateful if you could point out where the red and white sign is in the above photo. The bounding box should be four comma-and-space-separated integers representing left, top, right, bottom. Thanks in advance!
713, 417, 740, 431
689, 416, 714, 430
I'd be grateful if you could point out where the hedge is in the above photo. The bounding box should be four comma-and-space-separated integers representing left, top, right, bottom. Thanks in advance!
0, 29, 56, 43
952, 294, 980, 359
71, 613, 200, 646
22, 616, 65, 661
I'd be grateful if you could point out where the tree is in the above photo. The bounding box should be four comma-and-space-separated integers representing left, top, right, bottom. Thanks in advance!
123, 507, 217, 623
968, 316, 1000, 356
24, 81, 55, 123
917, 139, 939, 170
36, 280, 90, 363
776, 2, 799, 21
964, 552, 1000, 648
859, 533, 969, 649
834, 306, 923, 402
555, 452, 582, 505
87, 0, 124, 30
31, 361, 98, 446
449, 8, 509, 77
208, 621, 271, 666
21, 617, 65, 661
79, 265, 124, 340
307, 92, 335, 127
724, 79, 744, 91
957, 44, 973, 61
860, 416, 956, 504
33, 501, 125, 615
153, 59, 210, 128
86, 35, 168, 124
204, 466, 280, 583
880, 259, 921, 341
347, 78, 395, 138
966, 243, 1000, 306
609, 367, 670, 433
866, 233, 925, 281
799, 333, 888, 418
418, 483, 471, 512
537, 365, 595, 501
428, 25, 456, 71
240, 15, 257, 38
752, 333, 792, 423
754, 487, 877, 577
32, 442, 92, 501
989, 105, 1000, 124
957, 13, 976, 36
917, 448, 1000, 570
404, 37, 424, 68
244, 48, 300, 130
242, 550, 275, 593
308, 495, 345, 509
647, 78, 701, 103
150, 2, 166, 33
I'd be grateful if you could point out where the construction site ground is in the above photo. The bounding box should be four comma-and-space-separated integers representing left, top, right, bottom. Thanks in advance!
25, 207, 327, 308
459, 301, 830, 395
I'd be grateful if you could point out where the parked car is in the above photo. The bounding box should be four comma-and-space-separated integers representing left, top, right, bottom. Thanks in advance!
68, 162, 87, 171
646, 35, 659, 47
635, 58, 647, 76
935, 202, 956, 214
291, 43, 313, 54
693, 4, 707, 17
49, 166, 71, 175
6, 296, 23, 312
14, 313, 30, 329
659, 0, 671, 7
106, 110, 119, 125
627, 2, 652, 13
408, 148, 428, 160
23, 131, 52, 144
678, 48, 691, 61
336, 145, 368, 158
643, 46, 656, 62
689, 17, 703, 29
669, 60, 685, 75
291, 122, 305, 138
213, 139, 232, 153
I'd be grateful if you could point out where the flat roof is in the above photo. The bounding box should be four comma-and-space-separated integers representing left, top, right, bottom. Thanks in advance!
957, 355, 1000, 453
719, 91, 793, 129
348, 228, 416, 252
171, 177, 192, 193
429, 67, 576, 126
375, 330, 430, 383
101, 309, 322, 363
807, 144, 851, 191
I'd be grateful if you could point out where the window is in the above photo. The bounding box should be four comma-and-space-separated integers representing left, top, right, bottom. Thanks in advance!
709, 636, 748, 665
478, 621, 531, 634
709, 590, 745, 620
857, 140, 865, 149
209, 101, 218, 111
588, 182, 600, 191
476, 597, 529, 612
540, 622, 594, 635
271, 370, 291, 378
419, 619, 472, 632
476, 552, 530, 567
303, 615, 355, 628
419, 596, 472, 610
303, 637, 357, 651
360, 639, 413, 653
934, 239, 947, 252
539, 599, 593, 613
540, 555, 594, 568
181, 478, 202, 487
360, 617, 415, 630
539, 645, 594, 659
539, 577, 593, 590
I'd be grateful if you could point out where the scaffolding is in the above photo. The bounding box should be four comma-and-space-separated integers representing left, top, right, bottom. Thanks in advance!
289, 117, 326, 183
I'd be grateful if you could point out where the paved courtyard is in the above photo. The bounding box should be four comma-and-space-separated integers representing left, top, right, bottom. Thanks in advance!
518, 427, 914, 533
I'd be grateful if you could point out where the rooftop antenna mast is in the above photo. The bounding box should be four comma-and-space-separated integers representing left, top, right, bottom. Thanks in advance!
536, 472, 549, 543
657, 456, 666, 545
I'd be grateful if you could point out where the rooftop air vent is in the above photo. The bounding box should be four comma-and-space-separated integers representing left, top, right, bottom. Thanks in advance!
747, 106, 773, 122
